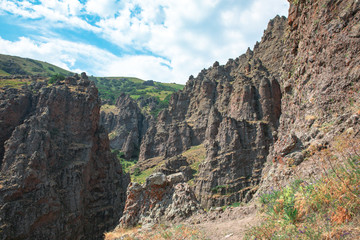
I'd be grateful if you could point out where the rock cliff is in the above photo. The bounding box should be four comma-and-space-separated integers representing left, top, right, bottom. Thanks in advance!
121, 0, 359, 210
260, 0, 360, 192
100, 93, 149, 159
135, 16, 286, 208
119, 172, 201, 228
0, 74, 129, 239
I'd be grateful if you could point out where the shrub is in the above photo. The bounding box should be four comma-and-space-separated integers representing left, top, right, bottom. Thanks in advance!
49, 73, 65, 84
133, 167, 141, 176
246, 137, 360, 239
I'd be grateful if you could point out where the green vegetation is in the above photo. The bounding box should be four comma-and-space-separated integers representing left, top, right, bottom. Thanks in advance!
0, 54, 73, 77
0, 54, 184, 117
0, 79, 29, 89
131, 166, 157, 184
245, 141, 360, 239
221, 201, 243, 211
90, 76, 183, 117
112, 150, 137, 174
182, 144, 206, 174
49, 73, 65, 84
90, 76, 183, 103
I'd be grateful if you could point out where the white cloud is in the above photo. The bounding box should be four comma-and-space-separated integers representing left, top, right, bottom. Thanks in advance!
0, 36, 114, 73
86, 0, 121, 17
0, 36, 174, 83
0, 0, 289, 84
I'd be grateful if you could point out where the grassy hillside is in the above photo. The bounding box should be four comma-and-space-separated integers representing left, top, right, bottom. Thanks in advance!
91, 76, 184, 116
0, 54, 184, 116
0, 54, 73, 77
91, 76, 183, 102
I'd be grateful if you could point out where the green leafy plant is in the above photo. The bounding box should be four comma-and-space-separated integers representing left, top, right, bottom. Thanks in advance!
245, 137, 360, 240
49, 73, 65, 83
133, 167, 141, 176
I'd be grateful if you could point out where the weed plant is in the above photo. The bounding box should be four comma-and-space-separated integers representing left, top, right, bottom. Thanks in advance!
245, 137, 360, 239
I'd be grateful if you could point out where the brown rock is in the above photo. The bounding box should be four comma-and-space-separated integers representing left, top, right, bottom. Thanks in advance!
0, 77, 129, 240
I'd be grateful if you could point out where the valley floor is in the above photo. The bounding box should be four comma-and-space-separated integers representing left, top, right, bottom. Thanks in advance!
105, 203, 260, 240
188, 204, 259, 240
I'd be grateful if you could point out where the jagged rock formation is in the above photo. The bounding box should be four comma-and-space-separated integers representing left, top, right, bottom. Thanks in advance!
134, 16, 286, 208
100, 93, 149, 159
126, 0, 359, 209
260, 0, 360, 191
0, 74, 129, 240
119, 172, 201, 228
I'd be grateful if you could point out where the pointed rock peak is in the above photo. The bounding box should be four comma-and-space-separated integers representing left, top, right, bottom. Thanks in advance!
246, 47, 253, 57
80, 72, 88, 80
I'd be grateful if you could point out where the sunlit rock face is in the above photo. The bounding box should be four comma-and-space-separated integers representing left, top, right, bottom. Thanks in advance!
0, 74, 129, 240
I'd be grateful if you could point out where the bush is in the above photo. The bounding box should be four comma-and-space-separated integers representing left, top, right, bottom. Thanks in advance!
133, 167, 141, 176
245, 137, 360, 239
49, 74, 65, 84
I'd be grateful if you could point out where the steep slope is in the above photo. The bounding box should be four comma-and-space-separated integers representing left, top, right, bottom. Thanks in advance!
0, 74, 129, 239
98, 79, 183, 159
126, 0, 359, 209
100, 93, 150, 159
260, 0, 360, 191
133, 16, 286, 208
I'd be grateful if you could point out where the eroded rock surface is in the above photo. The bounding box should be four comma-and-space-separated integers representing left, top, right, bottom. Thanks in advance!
100, 93, 149, 159
0, 74, 129, 240
260, 0, 360, 192
135, 16, 286, 208
119, 172, 201, 228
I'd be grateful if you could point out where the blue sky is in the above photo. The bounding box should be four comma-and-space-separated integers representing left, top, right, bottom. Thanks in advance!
0, 0, 288, 84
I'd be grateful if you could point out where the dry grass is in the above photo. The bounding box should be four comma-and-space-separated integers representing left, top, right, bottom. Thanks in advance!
101, 104, 120, 114
0, 79, 30, 89
245, 136, 360, 239
105, 224, 206, 240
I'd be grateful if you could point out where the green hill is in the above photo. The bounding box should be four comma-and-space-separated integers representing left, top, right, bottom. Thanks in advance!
0, 54, 73, 77
90, 76, 184, 116
0, 54, 184, 116
90, 76, 183, 102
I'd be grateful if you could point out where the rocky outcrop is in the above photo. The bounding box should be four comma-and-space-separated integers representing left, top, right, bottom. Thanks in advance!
0, 88, 32, 167
133, 0, 359, 209
158, 155, 193, 181
259, 0, 360, 191
119, 172, 201, 228
100, 93, 149, 159
135, 16, 286, 208
0, 74, 129, 240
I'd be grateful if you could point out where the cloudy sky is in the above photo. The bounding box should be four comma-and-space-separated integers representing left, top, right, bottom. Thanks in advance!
0, 0, 288, 84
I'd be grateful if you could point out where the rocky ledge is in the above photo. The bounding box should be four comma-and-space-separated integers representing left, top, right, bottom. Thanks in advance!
118, 172, 201, 229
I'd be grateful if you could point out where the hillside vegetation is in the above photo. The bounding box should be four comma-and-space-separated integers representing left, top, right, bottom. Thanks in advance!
245, 137, 360, 239
0, 54, 184, 116
91, 76, 183, 105
0, 54, 73, 76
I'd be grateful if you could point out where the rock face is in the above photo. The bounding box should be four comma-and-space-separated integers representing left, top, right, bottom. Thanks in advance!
135, 16, 286, 208
119, 172, 201, 228
260, 0, 360, 191
100, 93, 149, 159
131, 0, 359, 209
0, 74, 129, 240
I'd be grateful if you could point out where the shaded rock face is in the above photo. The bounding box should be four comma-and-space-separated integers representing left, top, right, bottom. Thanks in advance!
158, 155, 193, 181
100, 93, 149, 159
260, 0, 360, 191
119, 172, 201, 228
0, 89, 32, 167
0, 75, 129, 240
137, 16, 286, 208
